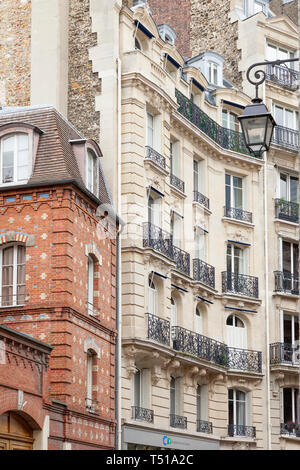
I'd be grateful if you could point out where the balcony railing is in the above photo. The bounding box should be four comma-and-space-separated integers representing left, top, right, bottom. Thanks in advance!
228, 424, 256, 438
170, 173, 185, 193
222, 272, 259, 298
175, 89, 253, 157
280, 422, 300, 437
193, 190, 210, 210
197, 420, 213, 434
145, 146, 166, 170
274, 271, 299, 295
146, 313, 170, 346
172, 326, 229, 368
224, 206, 253, 224
85, 398, 99, 413
270, 342, 299, 365
266, 64, 299, 90
132, 406, 154, 423
173, 245, 190, 276
275, 199, 299, 223
143, 222, 173, 259
170, 414, 187, 429
272, 125, 299, 151
227, 347, 262, 373
193, 259, 215, 289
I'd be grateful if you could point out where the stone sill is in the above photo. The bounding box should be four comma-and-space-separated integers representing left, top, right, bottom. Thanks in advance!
144, 158, 169, 177
193, 201, 212, 216
222, 216, 254, 228
274, 218, 299, 227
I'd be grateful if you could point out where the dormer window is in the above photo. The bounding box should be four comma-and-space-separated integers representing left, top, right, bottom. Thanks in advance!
208, 62, 219, 86
158, 24, 177, 46
244, 0, 268, 17
86, 149, 97, 194
0, 133, 30, 185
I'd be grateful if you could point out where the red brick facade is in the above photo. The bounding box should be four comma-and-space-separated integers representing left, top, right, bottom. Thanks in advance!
0, 109, 118, 450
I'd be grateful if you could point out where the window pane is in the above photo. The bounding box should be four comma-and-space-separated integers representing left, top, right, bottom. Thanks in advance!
2, 137, 14, 184
282, 241, 291, 273
283, 314, 292, 344
280, 174, 288, 200
283, 388, 293, 423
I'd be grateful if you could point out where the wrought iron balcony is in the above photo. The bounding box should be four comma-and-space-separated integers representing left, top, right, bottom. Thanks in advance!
228, 424, 256, 438
146, 313, 170, 346
193, 259, 215, 289
275, 199, 299, 223
274, 271, 299, 295
222, 272, 259, 299
143, 222, 173, 259
173, 245, 190, 276
194, 190, 210, 210
227, 347, 262, 373
172, 326, 229, 368
170, 173, 185, 193
175, 89, 253, 157
272, 125, 299, 151
280, 422, 300, 437
145, 146, 166, 170
266, 64, 299, 90
270, 342, 299, 365
224, 206, 253, 224
170, 414, 187, 429
197, 420, 213, 434
85, 398, 99, 413
132, 406, 154, 423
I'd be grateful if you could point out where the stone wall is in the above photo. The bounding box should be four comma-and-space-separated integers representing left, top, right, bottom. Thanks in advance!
269, 0, 298, 24
68, 0, 102, 142
0, 0, 31, 107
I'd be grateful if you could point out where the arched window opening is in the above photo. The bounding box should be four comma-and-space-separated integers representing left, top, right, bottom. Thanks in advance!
226, 314, 247, 349
86, 349, 98, 412
0, 244, 25, 307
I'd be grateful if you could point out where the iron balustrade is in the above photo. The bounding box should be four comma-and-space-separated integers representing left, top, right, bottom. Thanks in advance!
222, 272, 259, 298
280, 422, 300, 437
85, 398, 99, 413
170, 173, 185, 193
224, 206, 253, 224
274, 271, 299, 295
172, 326, 229, 368
173, 245, 190, 276
227, 347, 262, 373
170, 414, 187, 429
146, 313, 170, 346
193, 259, 215, 289
175, 89, 253, 157
193, 190, 210, 209
132, 406, 154, 423
272, 125, 299, 151
228, 424, 256, 438
270, 342, 299, 365
266, 64, 299, 90
197, 420, 213, 434
275, 199, 299, 223
143, 222, 173, 259
145, 146, 166, 170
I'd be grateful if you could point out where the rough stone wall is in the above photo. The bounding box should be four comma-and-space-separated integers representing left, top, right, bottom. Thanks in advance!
68, 0, 102, 143
190, 0, 242, 87
0, 0, 31, 107
269, 0, 298, 24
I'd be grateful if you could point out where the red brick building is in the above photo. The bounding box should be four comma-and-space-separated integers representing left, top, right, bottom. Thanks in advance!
0, 105, 120, 450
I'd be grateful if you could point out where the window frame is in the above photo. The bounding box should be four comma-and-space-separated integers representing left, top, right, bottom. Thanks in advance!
0, 244, 26, 308
0, 132, 31, 186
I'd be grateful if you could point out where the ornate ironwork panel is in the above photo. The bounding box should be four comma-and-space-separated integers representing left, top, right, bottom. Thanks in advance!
173, 245, 190, 276
193, 259, 215, 289
269, 342, 299, 365
222, 271, 259, 298
228, 424, 256, 438
227, 347, 262, 373
175, 89, 253, 157
272, 125, 299, 151
170, 173, 185, 193
194, 190, 210, 209
197, 420, 213, 434
132, 406, 154, 423
145, 146, 166, 170
170, 414, 187, 429
224, 206, 253, 224
143, 222, 173, 259
266, 64, 299, 90
147, 313, 170, 346
274, 271, 299, 295
275, 199, 299, 223
280, 422, 300, 437
172, 326, 229, 368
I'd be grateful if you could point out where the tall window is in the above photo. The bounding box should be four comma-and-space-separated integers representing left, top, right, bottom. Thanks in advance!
281, 240, 299, 292
148, 277, 157, 316
226, 315, 247, 349
281, 313, 299, 363
279, 173, 298, 203
282, 388, 299, 426
222, 110, 240, 132
1, 133, 30, 185
195, 307, 202, 335
208, 62, 219, 86
1, 245, 25, 307
196, 385, 202, 421
228, 389, 247, 434
170, 211, 182, 248
86, 150, 96, 193
148, 193, 161, 228
87, 255, 95, 315
227, 244, 247, 276
194, 228, 206, 261
171, 297, 177, 329
170, 376, 181, 417
225, 174, 244, 210
147, 113, 154, 148
273, 105, 298, 130
86, 349, 97, 410
134, 369, 150, 410
170, 141, 180, 178
267, 43, 297, 71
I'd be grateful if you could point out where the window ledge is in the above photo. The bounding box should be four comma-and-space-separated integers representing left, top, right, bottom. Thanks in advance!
222, 217, 254, 228
192, 201, 212, 215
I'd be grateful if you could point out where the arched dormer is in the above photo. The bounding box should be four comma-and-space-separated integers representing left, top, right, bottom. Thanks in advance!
185, 52, 226, 88
157, 24, 177, 46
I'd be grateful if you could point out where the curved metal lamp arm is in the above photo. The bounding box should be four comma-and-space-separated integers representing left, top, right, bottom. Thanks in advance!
246, 58, 299, 101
